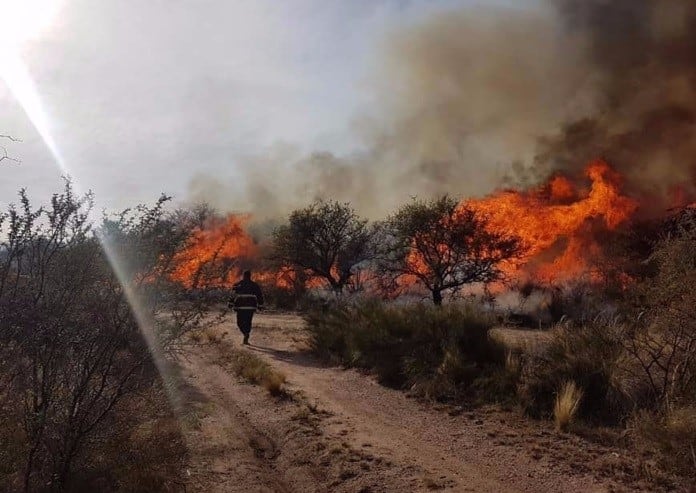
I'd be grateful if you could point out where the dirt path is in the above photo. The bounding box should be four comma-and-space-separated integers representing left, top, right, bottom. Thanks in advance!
177, 312, 650, 492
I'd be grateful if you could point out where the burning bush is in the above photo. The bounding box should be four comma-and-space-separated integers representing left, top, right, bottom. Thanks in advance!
377, 195, 525, 305
463, 160, 638, 284
168, 211, 257, 290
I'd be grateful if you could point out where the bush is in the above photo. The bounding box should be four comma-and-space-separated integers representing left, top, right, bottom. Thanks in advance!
623, 218, 696, 411
0, 182, 205, 490
633, 407, 696, 481
519, 321, 628, 423
305, 299, 509, 402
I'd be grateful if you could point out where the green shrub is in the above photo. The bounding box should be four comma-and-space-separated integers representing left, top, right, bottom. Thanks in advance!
305, 299, 507, 401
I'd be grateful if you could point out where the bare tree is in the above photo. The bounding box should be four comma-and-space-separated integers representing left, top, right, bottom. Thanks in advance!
271, 200, 375, 293
0, 134, 21, 165
622, 211, 696, 411
378, 195, 524, 305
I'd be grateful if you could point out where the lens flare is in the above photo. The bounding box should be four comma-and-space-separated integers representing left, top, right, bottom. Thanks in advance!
0, 1, 185, 415
0, 0, 63, 49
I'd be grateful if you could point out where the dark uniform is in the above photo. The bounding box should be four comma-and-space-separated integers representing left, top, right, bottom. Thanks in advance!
230, 273, 264, 345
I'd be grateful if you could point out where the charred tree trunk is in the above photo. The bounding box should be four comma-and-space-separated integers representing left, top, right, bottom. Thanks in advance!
432, 288, 443, 306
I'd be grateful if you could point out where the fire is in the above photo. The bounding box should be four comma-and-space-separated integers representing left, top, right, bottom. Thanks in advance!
169, 215, 325, 291
462, 159, 638, 283
170, 159, 638, 292
169, 215, 257, 289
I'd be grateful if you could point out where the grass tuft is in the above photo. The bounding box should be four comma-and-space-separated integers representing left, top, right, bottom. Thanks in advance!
554, 381, 583, 432
226, 349, 287, 397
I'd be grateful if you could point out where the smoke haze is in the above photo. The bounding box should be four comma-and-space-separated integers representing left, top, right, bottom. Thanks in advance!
190, 0, 696, 220
538, 0, 696, 211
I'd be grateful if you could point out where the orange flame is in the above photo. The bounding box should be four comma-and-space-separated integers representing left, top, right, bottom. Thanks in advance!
462, 159, 638, 283
170, 215, 257, 289
170, 159, 638, 292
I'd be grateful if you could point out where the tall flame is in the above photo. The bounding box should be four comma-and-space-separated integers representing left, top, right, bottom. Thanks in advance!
169, 215, 257, 289
462, 159, 638, 283
170, 160, 639, 291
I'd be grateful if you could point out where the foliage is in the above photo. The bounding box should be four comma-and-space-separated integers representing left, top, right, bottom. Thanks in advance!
377, 195, 524, 305
305, 300, 510, 402
518, 321, 628, 423
272, 200, 376, 293
622, 215, 696, 411
0, 180, 204, 491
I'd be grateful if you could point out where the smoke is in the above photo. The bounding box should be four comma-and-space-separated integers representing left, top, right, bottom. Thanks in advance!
189, 1, 695, 220
536, 0, 696, 210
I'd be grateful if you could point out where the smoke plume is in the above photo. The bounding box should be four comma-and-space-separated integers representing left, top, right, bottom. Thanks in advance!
535, 0, 696, 211
189, 1, 696, 220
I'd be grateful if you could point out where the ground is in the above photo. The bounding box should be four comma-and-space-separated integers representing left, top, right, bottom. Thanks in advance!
175, 312, 657, 493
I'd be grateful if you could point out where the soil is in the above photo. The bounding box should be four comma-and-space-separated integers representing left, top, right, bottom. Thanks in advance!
175, 312, 663, 493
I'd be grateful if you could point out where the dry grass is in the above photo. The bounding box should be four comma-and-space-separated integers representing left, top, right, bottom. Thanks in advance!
205, 327, 226, 344
189, 327, 228, 344
226, 349, 287, 397
505, 350, 521, 374
188, 330, 204, 343
633, 407, 696, 481
554, 381, 583, 432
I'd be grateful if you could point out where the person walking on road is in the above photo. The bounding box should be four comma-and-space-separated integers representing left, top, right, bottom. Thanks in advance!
229, 270, 264, 345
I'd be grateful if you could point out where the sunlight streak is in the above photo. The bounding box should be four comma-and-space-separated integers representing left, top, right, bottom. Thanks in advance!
0, 52, 69, 174
0, 37, 185, 416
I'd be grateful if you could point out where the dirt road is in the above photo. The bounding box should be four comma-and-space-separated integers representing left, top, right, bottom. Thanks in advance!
176, 312, 649, 492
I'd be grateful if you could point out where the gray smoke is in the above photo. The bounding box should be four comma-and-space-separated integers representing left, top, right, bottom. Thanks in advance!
536, 0, 696, 211
189, 1, 695, 220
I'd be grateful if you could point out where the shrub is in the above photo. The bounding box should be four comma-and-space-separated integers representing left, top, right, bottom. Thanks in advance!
519, 320, 628, 423
632, 407, 696, 481
623, 219, 696, 411
0, 182, 205, 490
305, 299, 506, 402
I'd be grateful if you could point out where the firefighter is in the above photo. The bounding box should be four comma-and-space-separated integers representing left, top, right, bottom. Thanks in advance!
229, 270, 264, 345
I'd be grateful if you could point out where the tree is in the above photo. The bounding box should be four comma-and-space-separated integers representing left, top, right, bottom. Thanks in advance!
271, 200, 375, 293
378, 195, 524, 305
0, 134, 20, 165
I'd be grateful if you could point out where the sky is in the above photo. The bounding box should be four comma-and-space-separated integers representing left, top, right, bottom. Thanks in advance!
0, 0, 533, 212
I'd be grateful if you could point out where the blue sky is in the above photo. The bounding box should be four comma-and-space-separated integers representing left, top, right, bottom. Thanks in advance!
0, 0, 540, 212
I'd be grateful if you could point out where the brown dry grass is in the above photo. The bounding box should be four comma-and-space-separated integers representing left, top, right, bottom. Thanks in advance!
554, 381, 583, 432
633, 407, 696, 481
226, 349, 287, 397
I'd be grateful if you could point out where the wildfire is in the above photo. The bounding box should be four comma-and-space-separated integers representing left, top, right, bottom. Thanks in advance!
170, 159, 639, 291
169, 215, 257, 289
462, 159, 638, 283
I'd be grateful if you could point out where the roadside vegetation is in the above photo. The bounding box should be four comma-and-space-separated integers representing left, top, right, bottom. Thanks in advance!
223, 347, 288, 397
306, 301, 519, 403
302, 207, 696, 486
0, 181, 211, 491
